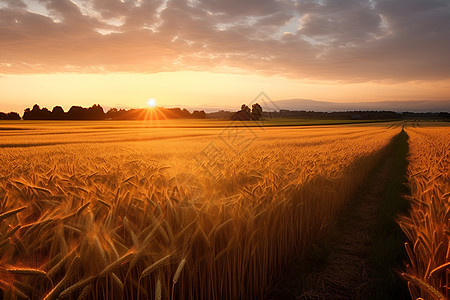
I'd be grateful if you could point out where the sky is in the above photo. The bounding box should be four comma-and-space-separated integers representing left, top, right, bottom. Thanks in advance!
0, 0, 449, 113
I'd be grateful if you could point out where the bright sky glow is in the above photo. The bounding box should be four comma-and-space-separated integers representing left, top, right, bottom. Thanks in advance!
147, 98, 157, 108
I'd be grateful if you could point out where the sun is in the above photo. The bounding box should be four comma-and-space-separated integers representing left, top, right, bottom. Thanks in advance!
147, 98, 157, 108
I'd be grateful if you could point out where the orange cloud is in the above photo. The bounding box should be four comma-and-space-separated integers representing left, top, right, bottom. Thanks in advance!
0, 0, 449, 82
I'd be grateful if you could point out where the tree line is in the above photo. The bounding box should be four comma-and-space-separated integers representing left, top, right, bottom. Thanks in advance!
277, 110, 401, 120
2, 104, 207, 120
1, 103, 448, 121
106, 107, 206, 120
0, 112, 21, 120
22, 104, 105, 120
277, 110, 450, 120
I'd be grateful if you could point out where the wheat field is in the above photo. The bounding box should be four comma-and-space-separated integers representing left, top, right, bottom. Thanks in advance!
0, 120, 442, 299
399, 125, 450, 300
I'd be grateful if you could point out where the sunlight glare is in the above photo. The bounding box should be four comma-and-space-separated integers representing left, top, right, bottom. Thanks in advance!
147, 98, 157, 107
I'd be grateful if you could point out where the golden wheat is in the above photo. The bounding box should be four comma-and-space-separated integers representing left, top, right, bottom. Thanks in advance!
0, 121, 403, 299
399, 125, 449, 300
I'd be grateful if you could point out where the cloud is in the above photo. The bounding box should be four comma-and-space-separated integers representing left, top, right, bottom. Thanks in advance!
0, 0, 449, 82
296, 0, 383, 45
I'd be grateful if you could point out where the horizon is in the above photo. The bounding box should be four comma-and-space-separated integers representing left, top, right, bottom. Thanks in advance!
1, 1, 450, 112
1, 98, 449, 116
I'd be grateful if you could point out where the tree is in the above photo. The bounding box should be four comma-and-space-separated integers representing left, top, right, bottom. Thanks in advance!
182, 108, 191, 118
169, 107, 184, 118
26, 104, 42, 120
67, 106, 87, 120
191, 110, 206, 119
106, 108, 118, 119
22, 108, 31, 120
0, 112, 20, 120
31, 104, 40, 113
251, 103, 263, 120
22, 104, 51, 119
241, 104, 251, 116
87, 104, 105, 120
6, 112, 21, 120
41, 107, 51, 119
231, 104, 253, 121
51, 106, 65, 120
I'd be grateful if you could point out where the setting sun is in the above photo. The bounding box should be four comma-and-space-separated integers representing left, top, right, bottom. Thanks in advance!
147, 98, 157, 108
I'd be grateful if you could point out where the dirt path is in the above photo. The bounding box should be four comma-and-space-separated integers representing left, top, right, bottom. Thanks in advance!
268, 131, 410, 300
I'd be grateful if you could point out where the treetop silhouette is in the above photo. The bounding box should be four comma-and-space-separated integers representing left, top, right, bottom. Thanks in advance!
20, 104, 207, 120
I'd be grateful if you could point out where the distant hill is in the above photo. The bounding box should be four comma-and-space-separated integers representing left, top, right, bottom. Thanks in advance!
273, 99, 450, 113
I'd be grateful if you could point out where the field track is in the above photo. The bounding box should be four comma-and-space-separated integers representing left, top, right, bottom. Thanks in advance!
269, 130, 411, 299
